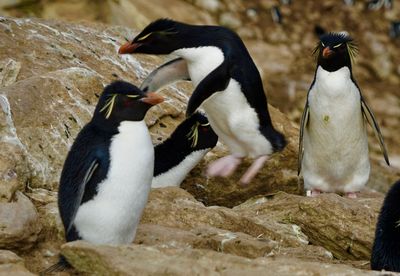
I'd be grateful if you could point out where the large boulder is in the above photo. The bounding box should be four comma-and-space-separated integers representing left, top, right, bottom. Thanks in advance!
234, 192, 382, 260
0, 192, 41, 250
61, 241, 382, 276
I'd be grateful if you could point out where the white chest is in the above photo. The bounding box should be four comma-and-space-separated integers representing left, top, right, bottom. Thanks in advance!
99, 121, 154, 199
308, 66, 362, 128
152, 149, 209, 188
173, 46, 224, 85
74, 120, 154, 245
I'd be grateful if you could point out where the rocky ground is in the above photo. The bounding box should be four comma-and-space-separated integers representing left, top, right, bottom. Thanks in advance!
0, 0, 399, 275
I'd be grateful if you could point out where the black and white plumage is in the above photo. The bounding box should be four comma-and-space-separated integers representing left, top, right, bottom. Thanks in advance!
367, 0, 392, 10
45, 81, 163, 272
389, 21, 400, 39
298, 32, 389, 198
119, 19, 286, 184
371, 180, 400, 272
152, 112, 218, 188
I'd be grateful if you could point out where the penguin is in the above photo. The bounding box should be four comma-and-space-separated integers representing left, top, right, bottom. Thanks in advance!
371, 179, 400, 272
119, 19, 286, 185
44, 81, 163, 272
152, 112, 218, 188
389, 21, 400, 39
367, 0, 392, 10
298, 32, 390, 198
271, 6, 283, 24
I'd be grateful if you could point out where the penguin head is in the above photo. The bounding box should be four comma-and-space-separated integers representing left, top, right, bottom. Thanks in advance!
313, 32, 358, 72
119, 19, 186, 55
171, 112, 218, 151
93, 81, 163, 125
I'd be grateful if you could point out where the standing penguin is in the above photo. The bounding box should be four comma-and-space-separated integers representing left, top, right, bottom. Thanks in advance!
48, 81, 163, 271
298, 32, 389, 198
153, 112, 218, 188
119, 19, 286, 184
371, 180, 400, 272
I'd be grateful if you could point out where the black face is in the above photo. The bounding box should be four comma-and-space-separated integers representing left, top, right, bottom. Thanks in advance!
171, 112, 218, 150
119, 19, 185, 55
93, 81, 163, 126
313, 32, 358, 72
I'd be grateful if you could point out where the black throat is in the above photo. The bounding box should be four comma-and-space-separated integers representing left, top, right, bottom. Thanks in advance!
317, 53, 352, 72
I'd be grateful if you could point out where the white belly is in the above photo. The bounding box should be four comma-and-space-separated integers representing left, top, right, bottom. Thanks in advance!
74, 121, 154, 245
202, 80, 272, 158
152, 149, 209, 188
302, 66, 370, 193
174, 47, 272, 158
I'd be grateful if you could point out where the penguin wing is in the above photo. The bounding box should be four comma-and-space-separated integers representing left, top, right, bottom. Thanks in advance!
186, 61, 230, 117
298, 101, 310, 175
140, 58, 190, 92
360, 97, 390, 165
64, 159, 99, 233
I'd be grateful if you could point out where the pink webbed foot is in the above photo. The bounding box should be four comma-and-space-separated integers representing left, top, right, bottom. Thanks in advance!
345, 192, 358, 199
207, 155, 242, 178
306, 189, 322, 197
240, 155, 269, 185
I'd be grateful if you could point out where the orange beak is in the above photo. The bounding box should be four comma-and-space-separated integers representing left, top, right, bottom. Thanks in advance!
322, 47, 333, 58
118, 42, 141, 54
140, 92, 164, 105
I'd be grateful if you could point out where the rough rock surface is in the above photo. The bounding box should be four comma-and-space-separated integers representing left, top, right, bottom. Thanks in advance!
0, 1, 399, 274
0, 191, 41, 250
61, 241, 384, 276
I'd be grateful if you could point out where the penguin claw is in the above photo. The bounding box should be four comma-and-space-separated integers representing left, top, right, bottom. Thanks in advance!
207, 155, 241, 177
240, 155, 268, 185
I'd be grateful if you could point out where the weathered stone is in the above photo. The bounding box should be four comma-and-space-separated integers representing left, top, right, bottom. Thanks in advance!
234, 192, 382, 260
0, 263, 35, 276
61, 241, 382, 276
135, 224, 280, 259
0, 58, 21, 88
219, 12, 242, 29
0, 250, 23, 265
0, 191, 41, 250
0, 143, 26, 202
142, 187, 307, 248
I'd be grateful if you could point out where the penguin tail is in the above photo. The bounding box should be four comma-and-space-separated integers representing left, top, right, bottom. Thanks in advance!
371, 180, 400, 272
260, 126, 287, 153
40, 255, 71, 275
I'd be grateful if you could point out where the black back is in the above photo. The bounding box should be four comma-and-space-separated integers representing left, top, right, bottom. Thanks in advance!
58, 123, 112, 241
154, 113, 218, 176
132, 19, 286, 151
58, 80, 155, 242
371, 180, 400, 272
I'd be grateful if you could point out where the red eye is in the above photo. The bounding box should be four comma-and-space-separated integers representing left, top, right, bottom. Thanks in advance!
123, 99, 133, 107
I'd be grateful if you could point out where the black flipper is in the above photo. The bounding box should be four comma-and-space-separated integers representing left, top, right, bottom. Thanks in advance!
140, 58, 190, 92
298, 100, 310, 175
186, 61, 230, 117
360, 96, 390, 166
59, 159, 99, 236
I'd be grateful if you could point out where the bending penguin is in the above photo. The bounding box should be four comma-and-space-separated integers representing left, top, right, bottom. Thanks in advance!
153, 112, 218, 188
298, 32, 389, 198
45, 81, 163, 272
119, 19, 286, 184
371, 179, 400, 272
